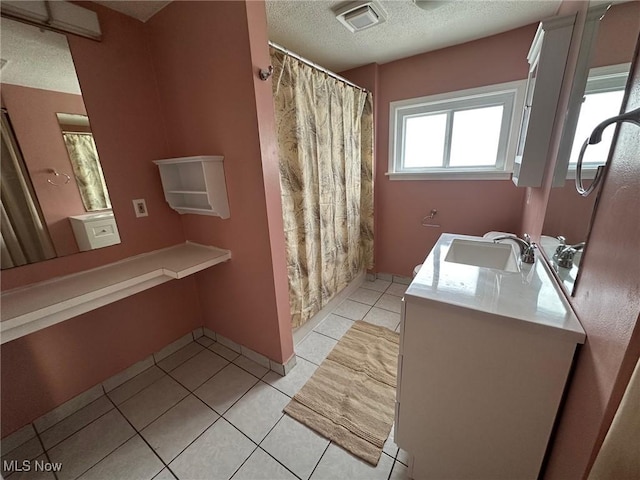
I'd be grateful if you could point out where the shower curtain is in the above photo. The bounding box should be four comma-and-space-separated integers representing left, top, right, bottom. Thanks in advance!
62, 133, 111, 211
271, 48, 374, 329
0, 110, 56, 268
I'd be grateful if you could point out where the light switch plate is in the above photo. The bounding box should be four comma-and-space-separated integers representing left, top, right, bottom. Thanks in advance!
133, 199, 148, 217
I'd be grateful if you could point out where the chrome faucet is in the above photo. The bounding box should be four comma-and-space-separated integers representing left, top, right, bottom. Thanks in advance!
553, 242, 585, 268
492, 233, 536, 264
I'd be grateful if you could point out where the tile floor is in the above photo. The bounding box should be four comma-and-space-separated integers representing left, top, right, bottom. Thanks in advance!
3, 278, 410, 480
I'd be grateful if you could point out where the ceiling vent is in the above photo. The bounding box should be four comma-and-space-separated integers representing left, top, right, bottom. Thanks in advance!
334, 1, 387, 33
413, 1, 448, 12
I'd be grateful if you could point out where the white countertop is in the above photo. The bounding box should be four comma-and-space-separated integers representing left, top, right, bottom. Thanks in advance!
1, 242, 231, 344
405, 233, 585, 344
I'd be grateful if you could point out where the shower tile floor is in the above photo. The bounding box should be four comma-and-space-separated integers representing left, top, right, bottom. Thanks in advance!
4, 279, 410, 480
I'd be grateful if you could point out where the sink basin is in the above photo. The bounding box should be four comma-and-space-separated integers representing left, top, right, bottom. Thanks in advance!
444, 238, 519, 272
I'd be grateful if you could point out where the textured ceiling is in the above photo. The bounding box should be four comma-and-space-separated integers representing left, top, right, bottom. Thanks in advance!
93, 1, 171, 22
266, 0, 562, 72
0, 17, 81, 94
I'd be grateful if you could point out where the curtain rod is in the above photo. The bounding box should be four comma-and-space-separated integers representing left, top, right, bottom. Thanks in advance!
268, 41, 368, 93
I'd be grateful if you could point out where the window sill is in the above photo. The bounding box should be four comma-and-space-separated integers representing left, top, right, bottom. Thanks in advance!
386, 171, 513, 181
564, 167, 599, 181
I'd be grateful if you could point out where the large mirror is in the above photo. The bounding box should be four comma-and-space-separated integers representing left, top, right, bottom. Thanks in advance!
0, 17, 120, 269
541, 2, 639, 294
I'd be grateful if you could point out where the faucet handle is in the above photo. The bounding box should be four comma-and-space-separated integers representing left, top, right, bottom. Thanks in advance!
555, 235, 567, 255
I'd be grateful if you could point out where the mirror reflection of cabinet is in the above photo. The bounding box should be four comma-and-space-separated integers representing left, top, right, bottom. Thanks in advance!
552, 4, 611, 186
541, 2, 640, 295
512, 14, 576, 187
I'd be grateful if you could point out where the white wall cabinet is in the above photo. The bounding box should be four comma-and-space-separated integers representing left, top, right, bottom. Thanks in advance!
154, 156, 230, 218
512, 14, 576, 187
69, 211, 120, 251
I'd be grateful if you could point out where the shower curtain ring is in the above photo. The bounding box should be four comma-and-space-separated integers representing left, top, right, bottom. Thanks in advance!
259, 65, 273, 81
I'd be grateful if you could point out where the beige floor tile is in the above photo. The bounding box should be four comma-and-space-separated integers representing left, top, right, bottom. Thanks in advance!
157, 342, 204, 373
295, 332, 337, 366
47, 409, 135, 480
348, 288, 384, 306
141, 395, 218, 462
119, 376, 188, 430
224, 382, 290, 443
233, 355, 269, 378
263, 357, 317, 397
77, 435, 163, 480
374, 293, 402, 313
333, 299, 371, 321
169, 349, 228, 390
313, 314, 355, 341
232, 448, 297, 480
363, 307, 401, 331
194, 364, 258, 414
361, 279, 392, 292
261, 415, 329, 479
209, 342, 240, 361
107, 366, 166, 405
169, 419, 254, 480
310, 444, 394, 480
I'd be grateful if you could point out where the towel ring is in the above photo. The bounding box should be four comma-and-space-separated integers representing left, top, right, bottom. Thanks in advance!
575, 106, 640, 197
47, 169, 71, 186
575, 138, 606, 197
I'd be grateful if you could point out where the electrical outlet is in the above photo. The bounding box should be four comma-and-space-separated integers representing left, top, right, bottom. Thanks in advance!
133, 199, 148, 217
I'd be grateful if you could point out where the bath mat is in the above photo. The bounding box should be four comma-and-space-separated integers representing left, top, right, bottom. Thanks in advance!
284, 321, 400, 466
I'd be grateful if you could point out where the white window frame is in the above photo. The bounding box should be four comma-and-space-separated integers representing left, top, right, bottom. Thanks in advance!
565, 63, 630, 180
387, 80, 526, 180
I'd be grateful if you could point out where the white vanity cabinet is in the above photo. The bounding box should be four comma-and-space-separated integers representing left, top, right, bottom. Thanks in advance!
512, 14, 575, 187
154, 156, 230, 218
395, 234, 585, 480
69, 211, 120, 251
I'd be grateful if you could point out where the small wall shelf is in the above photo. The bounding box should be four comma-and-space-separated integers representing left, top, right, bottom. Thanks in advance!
0, 242, 231, 344
154, 156, 230, 218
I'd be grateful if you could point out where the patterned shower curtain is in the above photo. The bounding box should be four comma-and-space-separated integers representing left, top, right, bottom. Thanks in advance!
271, 48, 374, 329
62, 133, 112, 211
1, 110, 56, 268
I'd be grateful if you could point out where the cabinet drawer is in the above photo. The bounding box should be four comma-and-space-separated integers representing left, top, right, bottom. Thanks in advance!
84, 220, 119, 248
69, 215, 121, 251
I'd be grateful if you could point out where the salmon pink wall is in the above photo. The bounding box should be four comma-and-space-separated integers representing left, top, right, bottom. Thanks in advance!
1, 84, 87, 256
591, 2, 640, 68
542, 180, 597, 244
145, 1, 293, 363
1, 278, 202, 437
345, 26, 535, 276
245, 0, 294, 362
0, 4, 203, 437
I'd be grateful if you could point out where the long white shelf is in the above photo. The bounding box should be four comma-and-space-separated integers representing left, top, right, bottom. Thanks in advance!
0, 242, 231, 344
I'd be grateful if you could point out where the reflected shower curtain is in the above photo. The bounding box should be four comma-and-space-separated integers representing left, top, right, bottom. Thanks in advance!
0, 111, 56, 268
62, 133, 111, 211
271, 48, 374, 329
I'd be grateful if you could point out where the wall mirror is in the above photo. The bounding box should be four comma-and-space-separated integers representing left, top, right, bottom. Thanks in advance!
541, 2, 639, 295
0, 16, 120, 270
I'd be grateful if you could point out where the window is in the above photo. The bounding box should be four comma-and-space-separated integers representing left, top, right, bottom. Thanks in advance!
567, 65, 629, 174
388, 81, 525, 180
